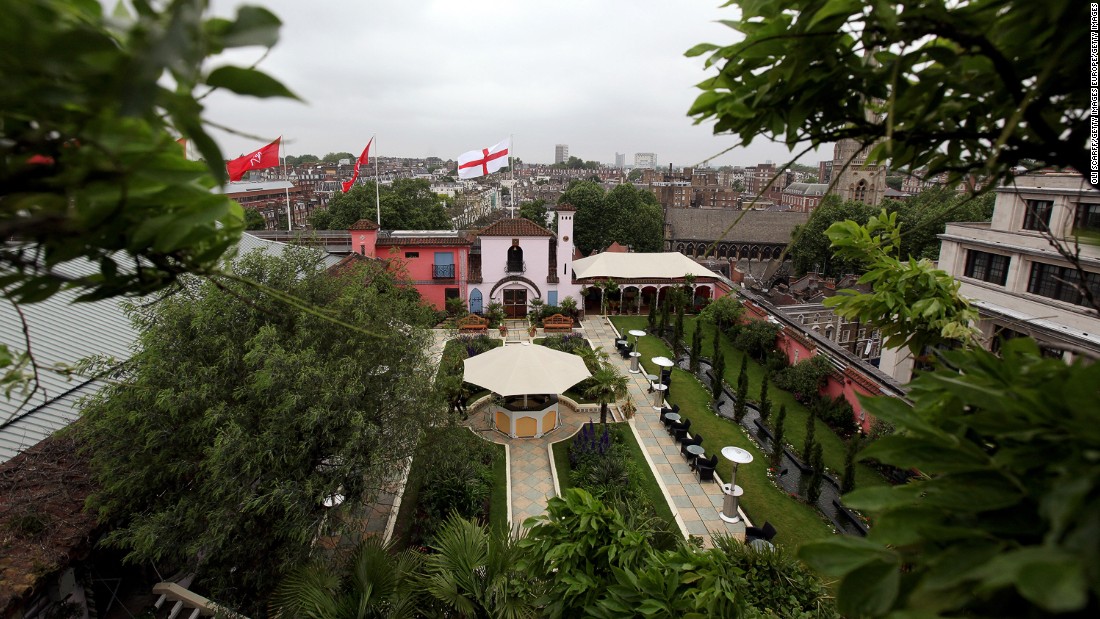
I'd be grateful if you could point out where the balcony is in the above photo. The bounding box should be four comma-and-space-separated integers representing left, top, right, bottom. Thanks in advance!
505, 260, 526, 274
432, 264, 456, 279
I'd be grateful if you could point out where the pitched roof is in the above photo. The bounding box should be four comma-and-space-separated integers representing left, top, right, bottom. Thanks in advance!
573, 252, 723, 281
603, 242, 629, 253
555, 203, 576, 212
350, 219, 380, 230
666, 208, 809, 245
0, 435, 98, 614
478, 218, 553, 237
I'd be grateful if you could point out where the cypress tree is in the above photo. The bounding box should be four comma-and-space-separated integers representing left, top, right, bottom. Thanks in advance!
712, 318, 722, 358
646, 296, 657, 331
733, 361, 749, 423
807, 442, 825, 503
658, 298, 670, 338
841, 434, 860, 494
802, 409, 817, 465
758, 373, 771, 422
674, 300, 686, 358
711, 346, 725, 401
769, 404, 787, 469
690, 322, 702, 373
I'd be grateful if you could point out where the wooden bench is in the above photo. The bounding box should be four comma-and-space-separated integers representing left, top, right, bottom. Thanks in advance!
542, 313, 574, 333
457, 314, 489, 334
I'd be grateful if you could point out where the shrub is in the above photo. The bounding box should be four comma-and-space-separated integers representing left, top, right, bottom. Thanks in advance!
734, 319, 781, 361
413, 426, 499, 544
775, 355, 833, 403
814, 395, 858, 437
445, 296, 466, 317
484, 301, 505, 327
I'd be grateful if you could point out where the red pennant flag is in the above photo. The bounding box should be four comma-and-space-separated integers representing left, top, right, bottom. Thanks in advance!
226, 137, 281, 181
342, 138, 373, 193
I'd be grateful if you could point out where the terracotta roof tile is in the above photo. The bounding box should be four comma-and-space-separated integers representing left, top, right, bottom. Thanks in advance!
555, 203, 576, 212
349, 219, 379, 230
478, 218, 553, 237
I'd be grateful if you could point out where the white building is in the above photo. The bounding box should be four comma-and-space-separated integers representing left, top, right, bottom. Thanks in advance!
881, 172, 1100, 380
554, 144, 569, 165
634, 152, 657, 169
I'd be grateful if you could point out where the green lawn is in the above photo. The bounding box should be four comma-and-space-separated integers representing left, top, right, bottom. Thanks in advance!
551, 422, 678, 534
611, 317, 836, 549
681, 316, 887, 489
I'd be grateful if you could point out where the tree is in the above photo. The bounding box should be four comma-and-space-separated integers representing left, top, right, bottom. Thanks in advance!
243, 208, 267, 230
733, 360, 749, 423
758, 374, 771, 422
801, 410, 816, 465
627, 168, 643, 182
322, 151, 356, 163
826, 210, 980, 354
311, 179, 450, 231
565, 181, 662, 254
421, 514, 539, 618
769, 404, 787, 469
687, 0, 1091, 192
0, 0, 297, 304
646, 297, 657, 331
733, 319, 781, 361
699, 294, 744, 332
710, 346, 726, 401
787, 195, 880, 277
885, 187, 995, 260
79, 248, 442, 610
583, 363, 629, 424
806, 443, 824, 504
841, 434, 859, 494
689, 322, 703, 373
271, 536, 423, 619
517, 198, 548, 227
284, 154, 319, 166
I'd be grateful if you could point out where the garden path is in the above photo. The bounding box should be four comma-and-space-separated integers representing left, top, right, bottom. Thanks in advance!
581, 317, 747, 547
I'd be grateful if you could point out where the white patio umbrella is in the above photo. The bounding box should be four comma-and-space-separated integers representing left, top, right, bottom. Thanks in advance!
462, 342, 591, 396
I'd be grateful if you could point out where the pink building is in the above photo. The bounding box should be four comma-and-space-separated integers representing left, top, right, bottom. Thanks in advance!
348, 207, 581, 315
349, 219, 473, 311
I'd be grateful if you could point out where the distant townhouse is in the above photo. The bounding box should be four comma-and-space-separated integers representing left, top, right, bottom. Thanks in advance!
780, 182, 829, 212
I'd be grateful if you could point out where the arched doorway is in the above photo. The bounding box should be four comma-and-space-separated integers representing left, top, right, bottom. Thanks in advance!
693, 285, 712, 309
469, 288, 483, 314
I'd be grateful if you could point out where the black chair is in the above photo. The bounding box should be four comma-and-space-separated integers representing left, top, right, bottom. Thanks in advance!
672, 419, 692, 442
670, 404, 680, 415
659, 407, 672, 424
680, 433, 702, 456
667, 417, 687, 436
696, 454, 718, 481
745, 521, 778, 543
619, 348, 631, 360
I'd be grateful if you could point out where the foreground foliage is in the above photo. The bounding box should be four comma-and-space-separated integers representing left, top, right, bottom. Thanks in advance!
80, 248, 441, 610
801, 339, 1100, 616
688, 0, 1090, 190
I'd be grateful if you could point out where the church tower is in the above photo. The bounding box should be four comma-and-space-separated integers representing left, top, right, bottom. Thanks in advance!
829, 138, 887, 206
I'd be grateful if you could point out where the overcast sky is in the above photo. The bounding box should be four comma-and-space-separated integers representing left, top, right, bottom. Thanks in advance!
205, 0, 828, 167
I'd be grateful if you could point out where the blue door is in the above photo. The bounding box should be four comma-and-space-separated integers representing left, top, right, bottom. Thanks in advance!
547, 290, 558, 307
469, 288, 483, 314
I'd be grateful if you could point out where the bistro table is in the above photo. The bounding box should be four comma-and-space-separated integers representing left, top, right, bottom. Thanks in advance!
686, 443, 705, 468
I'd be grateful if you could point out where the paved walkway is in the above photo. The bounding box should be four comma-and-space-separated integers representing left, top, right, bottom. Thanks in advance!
582, 317, 746, 545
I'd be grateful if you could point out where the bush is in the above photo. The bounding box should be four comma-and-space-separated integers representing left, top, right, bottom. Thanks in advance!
412, 426, 499, 544
814, 395, 858, 437
484, 301, 505, 327
774, 355, 833, 403
445, 296, 466, 317
541, 333, 589, 355
734, 319, 781, 361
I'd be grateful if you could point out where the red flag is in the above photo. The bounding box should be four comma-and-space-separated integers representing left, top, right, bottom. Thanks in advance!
226, 137, 281, 181
342, 138, 373, 193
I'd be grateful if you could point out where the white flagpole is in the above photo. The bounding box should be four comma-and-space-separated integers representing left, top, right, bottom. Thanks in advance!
374, 134, 381, 227
282, 144, 291, 232
510, 133, 515, 217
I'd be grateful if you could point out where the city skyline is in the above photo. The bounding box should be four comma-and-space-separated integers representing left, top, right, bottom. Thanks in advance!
205, 0, 829, 168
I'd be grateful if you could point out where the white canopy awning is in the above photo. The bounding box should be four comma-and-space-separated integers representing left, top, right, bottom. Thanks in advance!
462, 343, 591, 396
572, 252, 720, 281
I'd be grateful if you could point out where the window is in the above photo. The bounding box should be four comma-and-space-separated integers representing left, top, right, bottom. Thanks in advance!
1074, 203, 1100, 234
548, 291, 558, 306
1027, 262, 1100, 307
404, 251, 419, 258
444, 288, 460, 300
433, 252, 455, 279
1022, 199, 1053, 231
964, 250, 1010, 285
